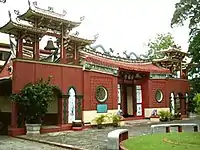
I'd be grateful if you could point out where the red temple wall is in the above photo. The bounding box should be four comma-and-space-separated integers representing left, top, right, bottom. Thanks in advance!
12, 60, 84, 95
83, 71, 118, 111
165, 79, 190, 95
12, 60, 118, 112
12, 60, 190, 115
148, 79, 189, 108
140, 78, 149, 110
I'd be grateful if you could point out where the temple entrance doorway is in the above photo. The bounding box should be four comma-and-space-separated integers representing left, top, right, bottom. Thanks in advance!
118, 71, 146, 119
126, 86, 134, 116
120, 84, 143, 118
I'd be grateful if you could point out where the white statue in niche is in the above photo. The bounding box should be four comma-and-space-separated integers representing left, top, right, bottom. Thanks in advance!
68, 88, 76, 123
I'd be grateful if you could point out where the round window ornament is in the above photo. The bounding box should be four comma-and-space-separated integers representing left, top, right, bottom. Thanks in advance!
155, 89, 163, 102
96, 86, 108, 103
8, 66, 13, 74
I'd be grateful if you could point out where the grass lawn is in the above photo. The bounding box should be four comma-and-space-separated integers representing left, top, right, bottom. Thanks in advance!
123, 132, 200, 150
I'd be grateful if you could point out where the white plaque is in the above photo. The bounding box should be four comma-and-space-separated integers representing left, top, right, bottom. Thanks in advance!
136, 85, 142, 103
136, 104, 142, 116
117, 84, 121, 103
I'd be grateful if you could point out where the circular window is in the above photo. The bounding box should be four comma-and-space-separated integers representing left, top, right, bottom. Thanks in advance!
155, 89, 163, 102
8, 66, 13, 74
96, 86, 108, 103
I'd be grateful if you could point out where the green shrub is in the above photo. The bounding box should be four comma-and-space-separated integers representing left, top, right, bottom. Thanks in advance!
110, 114, 121, 127
94, 114, 106, 125
158, 110, 171, 121
193, 93, 200, 114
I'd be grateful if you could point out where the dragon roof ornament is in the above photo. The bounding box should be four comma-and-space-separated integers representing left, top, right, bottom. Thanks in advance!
29, 0, 68, 18
82, 44, 152, 63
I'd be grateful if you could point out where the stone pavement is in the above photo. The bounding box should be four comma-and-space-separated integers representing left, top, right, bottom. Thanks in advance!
1, 118, 199, 150
18, 118, 200, 150
0, 136, 69, 150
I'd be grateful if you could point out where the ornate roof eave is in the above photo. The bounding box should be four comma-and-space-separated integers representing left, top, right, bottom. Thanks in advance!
159, 48, 187, 55
80, 51, 170, 73
68, 35, 95, 45
0, 42, 10, 48
17, 2, 81, 31
152, 57, 187, 63
0, 20, 46, 37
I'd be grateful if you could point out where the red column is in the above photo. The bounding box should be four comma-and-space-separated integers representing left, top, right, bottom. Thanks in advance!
8, 102, 18, 136
60, 25, 66, 64
57, 98, 64, 126
11, 102, 17, 128
122, 85, 127, 115
75, 44, 80, 65
33, 38, 40, 60
16, 38, 23, 58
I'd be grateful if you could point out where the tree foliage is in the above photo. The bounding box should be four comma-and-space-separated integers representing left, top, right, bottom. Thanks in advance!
146, 33, 179, 59
192, 93, 200, 114
171, 0, 200, 67
171, 0, 200, 103
188, 31, 200, 76
171, 0, 200, 38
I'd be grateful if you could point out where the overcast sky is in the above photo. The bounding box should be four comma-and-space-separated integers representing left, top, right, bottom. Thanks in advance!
0, 0, 189, 55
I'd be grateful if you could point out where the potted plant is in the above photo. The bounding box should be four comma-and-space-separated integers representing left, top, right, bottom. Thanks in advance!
10, 77, 61, 134
94, 114, 106, 129
158, 110, 171, 122
172, 112, 182, 120
111, 114, 121, 127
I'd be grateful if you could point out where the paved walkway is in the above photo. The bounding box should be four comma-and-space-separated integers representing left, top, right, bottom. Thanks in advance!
0, 136, 69, 150
18, 119, 200, 150
1, 118, 199, 150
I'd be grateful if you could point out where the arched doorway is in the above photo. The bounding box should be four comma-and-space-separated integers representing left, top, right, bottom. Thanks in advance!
42, 88, 62, 126
68, 87, 76, 123
175, 92, 187, 116
175, 93, 181, 114
170, 92, 175, 115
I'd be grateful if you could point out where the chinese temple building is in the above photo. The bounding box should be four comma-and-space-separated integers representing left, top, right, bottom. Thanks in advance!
0, 1, 189, 136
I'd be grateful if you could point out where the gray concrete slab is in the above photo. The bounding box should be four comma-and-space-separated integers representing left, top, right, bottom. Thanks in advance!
0, 136, 69, 150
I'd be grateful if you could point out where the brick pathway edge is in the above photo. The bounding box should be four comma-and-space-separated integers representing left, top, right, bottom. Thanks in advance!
16, 136, 86, 150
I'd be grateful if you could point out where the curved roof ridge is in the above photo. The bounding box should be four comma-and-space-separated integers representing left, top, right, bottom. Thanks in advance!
16, 0, 81, 28
80, 50, 151, 64
81, 51, 170, 73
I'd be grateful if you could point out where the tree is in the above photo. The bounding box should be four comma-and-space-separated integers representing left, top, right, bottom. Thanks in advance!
171, 0, 200, 73
171, 0, 200, 104
171, 0, 200, 38
146, 33, 179, 60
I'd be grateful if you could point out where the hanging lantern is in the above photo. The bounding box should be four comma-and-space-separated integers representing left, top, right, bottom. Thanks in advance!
44, 39, 58, 51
